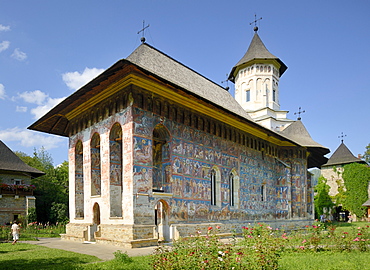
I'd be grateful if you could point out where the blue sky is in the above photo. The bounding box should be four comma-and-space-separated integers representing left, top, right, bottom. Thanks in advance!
0, 0, 369, 165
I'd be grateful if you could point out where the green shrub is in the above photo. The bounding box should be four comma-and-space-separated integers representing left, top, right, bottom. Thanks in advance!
114, 250, 133, 263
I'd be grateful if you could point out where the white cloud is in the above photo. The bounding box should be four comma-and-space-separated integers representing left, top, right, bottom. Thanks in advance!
11, 48, 27, 61
62, 67, 105, 91
0, 41, 10, 52
16, 90, 65, 119
0, 127, 64, 150
16, 106, 27, 112
0, 24, 10, 31
18, 90, 48, 105
30, 96, 65, 119
0, 83, 5, 99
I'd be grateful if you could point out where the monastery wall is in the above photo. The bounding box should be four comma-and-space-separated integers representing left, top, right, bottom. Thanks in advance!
132, 106, 311, 230
63, 90, 313, 246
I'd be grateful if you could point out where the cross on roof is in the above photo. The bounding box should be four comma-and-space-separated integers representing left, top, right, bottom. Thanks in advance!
294, 107, 305, 120
221, 73, 229, 91
137, 20, 150, 43
249, 14, 262, 32
338, 132, 347, 143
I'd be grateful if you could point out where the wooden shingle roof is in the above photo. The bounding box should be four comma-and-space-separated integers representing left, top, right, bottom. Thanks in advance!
28, 42, 328, 168
322, 142, 366, 167
126, 43, 254, 122
362, 198, 370, 207
280, 120, 329, 168
0, 140, 44, 178
228, 33, 287, 82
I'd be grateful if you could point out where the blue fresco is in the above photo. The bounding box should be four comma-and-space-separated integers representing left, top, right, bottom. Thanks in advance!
132, 107, 309, 222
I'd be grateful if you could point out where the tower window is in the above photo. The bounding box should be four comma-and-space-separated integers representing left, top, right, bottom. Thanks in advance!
273, 90, 276, 102
246, 90, 251, 102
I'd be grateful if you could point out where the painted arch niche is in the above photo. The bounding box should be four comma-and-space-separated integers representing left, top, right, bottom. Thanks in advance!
109, 123, 123, 217
152, 124, 171, 192
75, 140, 84, 218
90, 133, 101, 196
155, 199, 170, 241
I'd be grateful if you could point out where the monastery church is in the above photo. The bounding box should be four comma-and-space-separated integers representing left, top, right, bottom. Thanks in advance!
29, 27, 329, 247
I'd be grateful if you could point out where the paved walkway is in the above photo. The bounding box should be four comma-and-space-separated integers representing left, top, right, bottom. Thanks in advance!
21, 238, 158, 261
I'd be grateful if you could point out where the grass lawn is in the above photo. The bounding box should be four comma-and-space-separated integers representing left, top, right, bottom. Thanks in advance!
78, 256, 151, 270
2, 243, 370, 270
1, 222, 370, 269
279, 251, 370, 270
0, 243, 100, 270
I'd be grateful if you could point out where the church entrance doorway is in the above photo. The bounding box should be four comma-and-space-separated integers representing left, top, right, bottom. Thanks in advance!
88, 203, 101, 241
155, 200, 170, 242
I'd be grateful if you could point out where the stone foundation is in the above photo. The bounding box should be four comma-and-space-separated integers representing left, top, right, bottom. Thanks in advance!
170, 219, 314, 240
62, 222, 158, 247
62, 219, 313, 247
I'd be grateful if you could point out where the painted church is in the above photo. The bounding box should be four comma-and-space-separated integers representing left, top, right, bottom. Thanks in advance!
29, 27, 329, 247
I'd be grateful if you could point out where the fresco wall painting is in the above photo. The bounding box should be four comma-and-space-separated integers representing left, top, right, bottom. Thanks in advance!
132, 107, 309, 225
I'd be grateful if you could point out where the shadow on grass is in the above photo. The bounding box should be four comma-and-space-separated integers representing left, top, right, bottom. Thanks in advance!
3, 256, 98, 270
0, 248, 29, 254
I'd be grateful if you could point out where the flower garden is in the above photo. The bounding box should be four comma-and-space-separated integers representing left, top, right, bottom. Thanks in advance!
1, 221, 369, 269
0, 183, 36, 195
0, 222, 66, 241
151, 222, 370, 270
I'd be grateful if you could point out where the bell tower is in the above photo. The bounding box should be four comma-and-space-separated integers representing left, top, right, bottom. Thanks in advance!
229, 23, 293, 131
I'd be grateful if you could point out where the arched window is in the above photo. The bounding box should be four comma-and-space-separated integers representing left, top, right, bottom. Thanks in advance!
210, 167, 221, 207
229, 173, 234, 206
152, 124, 171, 192
246, 90, 251, 102
261, 184, 267, 202
211, 169, 216, 205
229, 170, 240, 208
91, 133, 101, 196
109, 123, 122, 217
75, 140, 84, 218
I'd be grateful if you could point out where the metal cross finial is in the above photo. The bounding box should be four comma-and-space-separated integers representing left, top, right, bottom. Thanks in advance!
137, 20, 150, 43
249, 14, 262, 32
338, 132, 347, 143
294, 107, 305, 120
221, 73, 229, 91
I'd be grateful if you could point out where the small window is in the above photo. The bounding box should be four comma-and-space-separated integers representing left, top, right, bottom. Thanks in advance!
211, 169, 216, 205
246, 90, 251, 102
13, 179, 21, 185
261, 185, 267, 201
273, 90, 276, 102
229, 173, 234, 206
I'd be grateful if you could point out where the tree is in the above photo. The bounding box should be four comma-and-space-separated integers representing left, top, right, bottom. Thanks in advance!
16, 148, 69, 223
50, 202, 69, 224
342, 163, 370, 218
314, 175, 334, 219
363, 143, 370, 164
27, 207, 37, 223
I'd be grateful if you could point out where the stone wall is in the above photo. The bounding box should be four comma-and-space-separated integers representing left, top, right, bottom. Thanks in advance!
0, 195, 28, 224
0, 173, 32, 185
321, 166, 344, 197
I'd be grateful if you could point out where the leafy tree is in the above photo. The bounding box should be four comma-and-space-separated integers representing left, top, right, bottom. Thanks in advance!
342, 163, 370, 218
364, 143, 370, 164
314, 175, 334, 218
27, 207, 37, 223
16, 148, 69, 223
50, 202, 69, 224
